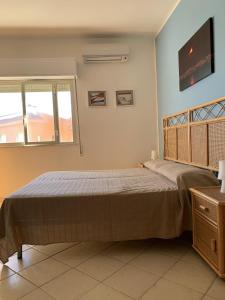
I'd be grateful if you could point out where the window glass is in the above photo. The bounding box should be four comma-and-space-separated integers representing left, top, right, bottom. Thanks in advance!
25, 83, 55, 143
57, 83, 74, 143
0, 84, 24, 143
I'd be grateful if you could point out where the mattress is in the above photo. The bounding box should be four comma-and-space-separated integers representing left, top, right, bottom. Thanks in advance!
9, 168, 177, 197
0, 161, 219, 263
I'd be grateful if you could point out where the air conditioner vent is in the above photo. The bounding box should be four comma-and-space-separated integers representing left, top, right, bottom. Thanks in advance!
83, 44, 129, 64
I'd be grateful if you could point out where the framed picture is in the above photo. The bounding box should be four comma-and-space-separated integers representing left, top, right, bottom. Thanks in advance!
88, 91, 106, 106
178, 18, 214, 91
116, 90, 134, 106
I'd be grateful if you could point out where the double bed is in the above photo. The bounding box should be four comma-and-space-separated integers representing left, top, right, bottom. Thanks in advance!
0, 159, 218, 263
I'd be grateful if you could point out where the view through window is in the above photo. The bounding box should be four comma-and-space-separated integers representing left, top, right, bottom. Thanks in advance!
0, 80, 75, 145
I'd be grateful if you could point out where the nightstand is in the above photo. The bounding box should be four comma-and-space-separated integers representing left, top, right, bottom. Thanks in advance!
190, 187, 225, 278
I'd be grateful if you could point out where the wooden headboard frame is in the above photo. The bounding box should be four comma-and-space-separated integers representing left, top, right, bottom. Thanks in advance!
163, 96, 225, 171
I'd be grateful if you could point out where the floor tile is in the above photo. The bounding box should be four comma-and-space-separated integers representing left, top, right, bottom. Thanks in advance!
23, 245, 34, 251
0, 274, 36, 300
141, 278, 203, 300
42, 269, 98, 300
130, 249, 178, 276
34, 242, 76, 256
0, 236, 218, 300
80, 283, 132, 300
20, 288, 54, 300
207, 277, 225, 300
77, 254, 124, 281
150, 238, 190, 259
102, 240, 147, 263
19, 258, 70, 286
164, 260, 216, 293
182, 249, 209, 267
6, 248, 48, 272
0, 263, 15, 280
53, 242, 112, 267
104, 264, 159, 299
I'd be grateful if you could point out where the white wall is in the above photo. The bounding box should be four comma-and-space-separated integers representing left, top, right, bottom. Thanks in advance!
0, 35, 158, 198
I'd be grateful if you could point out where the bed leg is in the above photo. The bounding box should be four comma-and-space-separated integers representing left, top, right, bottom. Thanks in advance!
17, 245, 22, 259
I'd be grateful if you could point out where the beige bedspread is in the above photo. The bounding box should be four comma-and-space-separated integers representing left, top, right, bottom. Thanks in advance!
0, 163, 219, 263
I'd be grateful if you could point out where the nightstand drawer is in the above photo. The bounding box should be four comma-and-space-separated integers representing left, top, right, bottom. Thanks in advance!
194, 214, 218, 268
193, 195, 217, 224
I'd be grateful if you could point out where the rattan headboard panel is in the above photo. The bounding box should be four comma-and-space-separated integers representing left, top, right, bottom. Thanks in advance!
163, 96, 225, 171
167, 127, 177, 160
208, 121, 225, 169
163, 130, 168, 158
191, 124, 208, 166
177, 126, 188, 162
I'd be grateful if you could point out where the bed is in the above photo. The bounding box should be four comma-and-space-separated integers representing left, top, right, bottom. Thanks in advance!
0, 160, 218, 263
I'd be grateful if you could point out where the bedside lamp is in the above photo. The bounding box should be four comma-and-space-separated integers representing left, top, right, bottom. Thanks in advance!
218, 160, 225, 193
151, 150, 157, 161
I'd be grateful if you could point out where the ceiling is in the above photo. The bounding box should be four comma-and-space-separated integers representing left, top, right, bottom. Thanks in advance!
0, 0, 180, 37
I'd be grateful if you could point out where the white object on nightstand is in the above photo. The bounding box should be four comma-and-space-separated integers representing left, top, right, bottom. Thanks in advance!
218, 160, 225, 193
151, 150, 157, 160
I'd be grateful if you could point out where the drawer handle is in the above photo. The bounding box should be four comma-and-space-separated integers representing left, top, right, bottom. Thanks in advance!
211, 239, 217, 252
199, 205, 209, 212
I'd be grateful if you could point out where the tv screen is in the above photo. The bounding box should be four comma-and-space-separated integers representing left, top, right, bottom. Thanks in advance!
178, 18, 214, 91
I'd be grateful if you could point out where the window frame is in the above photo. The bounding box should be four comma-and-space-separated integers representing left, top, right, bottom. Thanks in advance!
0, 79, 77, 147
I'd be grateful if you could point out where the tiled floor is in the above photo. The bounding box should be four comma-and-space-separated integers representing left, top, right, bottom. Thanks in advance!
0, 235, 224, 300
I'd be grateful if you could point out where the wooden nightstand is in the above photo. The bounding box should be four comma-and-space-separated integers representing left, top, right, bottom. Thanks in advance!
190, 186, 225, 278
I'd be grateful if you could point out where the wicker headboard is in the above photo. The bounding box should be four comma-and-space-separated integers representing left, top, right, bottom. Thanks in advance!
163, 96, 225, 171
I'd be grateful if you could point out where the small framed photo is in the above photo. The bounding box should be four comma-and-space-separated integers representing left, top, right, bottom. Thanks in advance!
116, 90, 134, 106
88, 91, 106, 106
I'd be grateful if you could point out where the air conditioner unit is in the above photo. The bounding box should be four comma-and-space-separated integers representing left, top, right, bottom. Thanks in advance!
83, 44, 129, 63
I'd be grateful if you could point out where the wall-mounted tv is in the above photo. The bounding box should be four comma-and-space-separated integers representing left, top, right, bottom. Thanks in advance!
178, 18, 214, 91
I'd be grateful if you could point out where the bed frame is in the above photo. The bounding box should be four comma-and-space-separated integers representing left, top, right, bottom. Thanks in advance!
15, 96, 225, 260
163, 96, 225, 171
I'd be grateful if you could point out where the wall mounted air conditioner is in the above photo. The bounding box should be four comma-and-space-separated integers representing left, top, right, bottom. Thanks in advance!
83, 44, 129, 63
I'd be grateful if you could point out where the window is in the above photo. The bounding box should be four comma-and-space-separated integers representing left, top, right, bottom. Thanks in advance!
25, 83, 55, 143
0, 83, 24, 144
0, 134, 7, 143
0, 79, 76, 146
57, 83, 74, 143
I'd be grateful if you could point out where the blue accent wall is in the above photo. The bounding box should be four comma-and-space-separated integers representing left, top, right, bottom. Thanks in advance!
156, 0, 225, 155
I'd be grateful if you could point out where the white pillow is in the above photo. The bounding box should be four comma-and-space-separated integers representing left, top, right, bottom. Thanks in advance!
143, 160, 173, 171
143, 160, 218, 187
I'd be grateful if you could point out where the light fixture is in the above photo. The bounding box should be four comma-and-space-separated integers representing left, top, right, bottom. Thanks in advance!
218, 160, 225, 193
188, 47, 193, 55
